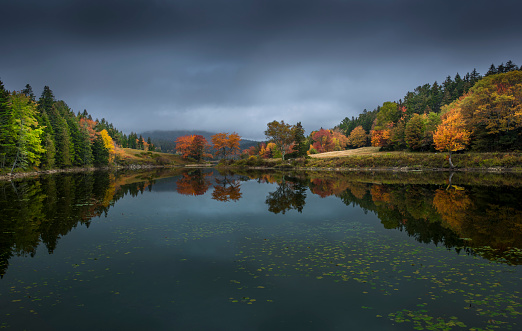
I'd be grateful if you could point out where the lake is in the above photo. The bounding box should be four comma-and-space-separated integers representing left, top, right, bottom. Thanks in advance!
1, 168, 521, 330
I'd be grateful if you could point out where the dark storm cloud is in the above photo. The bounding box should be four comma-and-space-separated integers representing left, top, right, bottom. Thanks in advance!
2, 0, 522, 139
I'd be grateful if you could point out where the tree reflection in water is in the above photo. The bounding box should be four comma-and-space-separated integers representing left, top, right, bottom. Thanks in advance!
265, 176, 307, 214
2, 169, 522, 279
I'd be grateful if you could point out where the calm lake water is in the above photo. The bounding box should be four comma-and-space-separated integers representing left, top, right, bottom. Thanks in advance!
1, 168, 521, 330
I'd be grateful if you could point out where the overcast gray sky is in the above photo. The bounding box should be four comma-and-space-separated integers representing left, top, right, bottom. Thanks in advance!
1, 0, 521, 140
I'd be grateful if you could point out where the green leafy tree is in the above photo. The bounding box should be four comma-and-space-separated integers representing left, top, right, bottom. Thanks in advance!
405, 114, 426, 151
375, 102, 399, 129
2, 92, 45, 171
264, 120, 294, 160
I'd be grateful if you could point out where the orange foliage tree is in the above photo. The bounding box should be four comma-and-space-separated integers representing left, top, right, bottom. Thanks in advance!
175, 135, 194, 158
311, 129, 335, 153
332, 129, 349, 150
175, 135, 212, 162
211, 132, 241, 159
79, 117, 98, 142
370, 127, 392, 147
433, 107, 471, 168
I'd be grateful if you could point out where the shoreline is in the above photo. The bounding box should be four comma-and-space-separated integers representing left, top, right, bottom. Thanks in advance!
1, 163, 520, 182
0, 164, 175, 181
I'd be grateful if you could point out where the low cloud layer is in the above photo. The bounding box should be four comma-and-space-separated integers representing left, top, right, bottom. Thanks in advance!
1, 0, 521, 140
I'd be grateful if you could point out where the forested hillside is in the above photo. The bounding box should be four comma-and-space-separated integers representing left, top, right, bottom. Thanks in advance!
337, 61, 522, 153
0, 83, 158, 173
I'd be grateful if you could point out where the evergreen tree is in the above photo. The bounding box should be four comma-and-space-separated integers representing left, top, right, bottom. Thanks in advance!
486, 64, 497, 76
48, 101, 73, 167
505, 60, 518, 72
121, 133, 128, 148
138, 135, 144, 150
429, 81, 442, 113
21, 84, 35, 101
92, 134, 109, 166
147, 137, 155, 152
291, 122, 308, 157
37, 86, 55, 114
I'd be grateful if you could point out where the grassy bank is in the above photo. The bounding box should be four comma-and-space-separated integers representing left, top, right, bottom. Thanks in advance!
0, 148, 188, 180
222, 147, 522, 171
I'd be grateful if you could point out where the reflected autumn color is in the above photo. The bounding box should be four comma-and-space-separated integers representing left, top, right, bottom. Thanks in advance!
176, 170, 212, 196
265, 176, 307, 214
309, 178, 351, 198
212, 176, 242, 202
2, 169, 522, 278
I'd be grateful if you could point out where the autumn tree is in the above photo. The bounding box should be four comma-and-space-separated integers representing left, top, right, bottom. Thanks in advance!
370, 123, 393, 148
264, 120, 294, 160
311, 129, 335, 153
175, 135, 194, 159
100, 129, 116, 163
347, 125, 367, 148
191, 135, 212, 162
458, 71, 522, 151
332, 129, 349, 151
433, 107, 471, 168
175, 135, 212, 162
211, 132, 241, 159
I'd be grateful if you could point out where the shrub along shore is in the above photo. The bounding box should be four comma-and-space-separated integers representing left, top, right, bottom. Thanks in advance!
2, 150, 521, 182
220, 151, 522, 172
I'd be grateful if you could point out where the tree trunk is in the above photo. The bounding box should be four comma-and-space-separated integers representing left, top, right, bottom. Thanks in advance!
448, 151, 455, 168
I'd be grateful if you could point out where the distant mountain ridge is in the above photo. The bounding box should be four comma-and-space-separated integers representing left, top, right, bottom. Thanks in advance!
140, 130, 260, 153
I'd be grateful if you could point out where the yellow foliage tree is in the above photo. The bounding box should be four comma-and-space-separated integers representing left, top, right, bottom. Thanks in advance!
433, 108, 471, 168
347, 126, 367, 148
99, 129, 116, 163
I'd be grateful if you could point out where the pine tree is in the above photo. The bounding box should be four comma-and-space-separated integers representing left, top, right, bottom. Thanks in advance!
92, 134, 109, 166
292, 122, 308, 157
486, 64, 497, 76
21, 84, 35, 101
37, 86, 55, 114
147, 137, 155, 152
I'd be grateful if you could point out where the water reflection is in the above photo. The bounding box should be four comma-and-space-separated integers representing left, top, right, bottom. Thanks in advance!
1, 168, 522, 280
231, 169, 522, 264
0, 168, 184, 277
265, 176, 307, 214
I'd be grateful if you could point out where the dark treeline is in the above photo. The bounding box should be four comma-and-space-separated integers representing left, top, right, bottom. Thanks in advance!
0, 82, 156, 173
